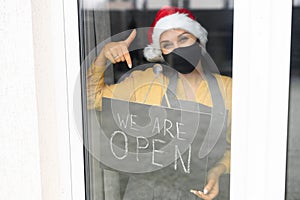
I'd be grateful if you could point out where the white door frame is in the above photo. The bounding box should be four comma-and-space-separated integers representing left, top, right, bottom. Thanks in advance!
31, 0, 85, 199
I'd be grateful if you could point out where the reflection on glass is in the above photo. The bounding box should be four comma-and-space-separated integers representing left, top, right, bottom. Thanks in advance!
78, 2, 233, 199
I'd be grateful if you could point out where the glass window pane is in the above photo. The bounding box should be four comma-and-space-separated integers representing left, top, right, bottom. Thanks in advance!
78, 1, 233, 199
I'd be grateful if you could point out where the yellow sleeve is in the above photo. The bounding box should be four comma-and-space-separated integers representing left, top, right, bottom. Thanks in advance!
86, 62, 106, 110
86, 62, 136, 110
216, 75, 232, 174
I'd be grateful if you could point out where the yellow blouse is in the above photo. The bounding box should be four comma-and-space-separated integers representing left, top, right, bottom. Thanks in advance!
87, 63, 232, 173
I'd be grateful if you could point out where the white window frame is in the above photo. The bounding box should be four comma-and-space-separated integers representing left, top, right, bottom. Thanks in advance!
59, 0, 86, 199
231, 0, 292, 199
26, 0, 293, 199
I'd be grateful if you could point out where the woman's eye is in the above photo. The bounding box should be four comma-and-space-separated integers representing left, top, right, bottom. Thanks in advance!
178, 36, 189, 43
162, 43, 173, 49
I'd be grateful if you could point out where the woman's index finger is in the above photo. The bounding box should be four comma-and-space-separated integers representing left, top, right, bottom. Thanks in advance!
124, 29, 137, 46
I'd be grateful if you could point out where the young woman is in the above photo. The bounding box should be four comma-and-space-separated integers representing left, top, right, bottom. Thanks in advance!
87, 6, 232, 200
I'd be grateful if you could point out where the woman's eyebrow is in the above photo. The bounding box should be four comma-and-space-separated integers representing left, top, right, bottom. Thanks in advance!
160, 32, 192, 44
177, 31, 191, 38
160, 40, 171, 44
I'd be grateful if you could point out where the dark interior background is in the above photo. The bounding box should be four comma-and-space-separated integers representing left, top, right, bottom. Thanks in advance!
79, 7, 300, 77
290, 7, 300, 76
79, 9, 233, 83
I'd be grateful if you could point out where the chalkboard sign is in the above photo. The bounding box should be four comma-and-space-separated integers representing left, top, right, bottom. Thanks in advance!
95, 97, 227, 195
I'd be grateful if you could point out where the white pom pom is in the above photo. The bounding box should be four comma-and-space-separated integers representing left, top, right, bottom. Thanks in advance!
143, 45, 164, 62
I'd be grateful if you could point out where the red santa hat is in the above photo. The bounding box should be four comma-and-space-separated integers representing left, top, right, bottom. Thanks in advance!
143, 6, 208, 62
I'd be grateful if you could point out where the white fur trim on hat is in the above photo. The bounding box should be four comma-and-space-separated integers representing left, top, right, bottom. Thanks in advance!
144, 13, 208, 62
143, 44, 164, 62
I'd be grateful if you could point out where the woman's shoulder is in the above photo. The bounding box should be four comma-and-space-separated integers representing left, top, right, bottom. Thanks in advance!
213, 73, 232, 80
213, 73, 232, 88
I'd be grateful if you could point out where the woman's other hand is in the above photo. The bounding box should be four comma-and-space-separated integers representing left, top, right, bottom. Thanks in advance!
191, 164, 226, 199
94, 29, 137, 68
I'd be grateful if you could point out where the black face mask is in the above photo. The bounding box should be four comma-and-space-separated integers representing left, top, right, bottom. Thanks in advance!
162, 42, 202, 74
